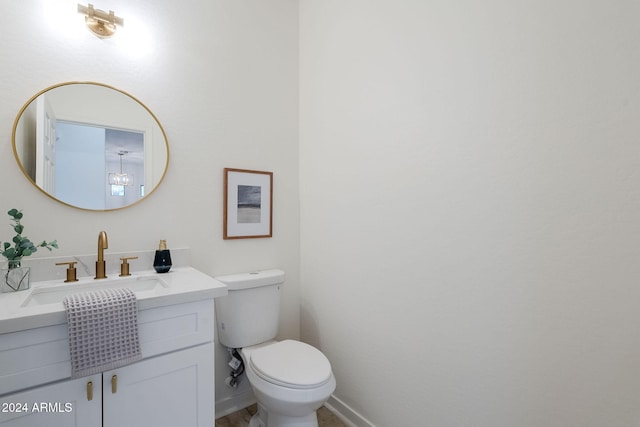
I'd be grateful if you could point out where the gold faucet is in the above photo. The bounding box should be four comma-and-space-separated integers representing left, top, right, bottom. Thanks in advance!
95, 231, 109, 279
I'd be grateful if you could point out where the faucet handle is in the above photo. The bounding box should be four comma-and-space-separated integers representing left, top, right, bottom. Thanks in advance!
56, 261, 79, 283
119, 257, 138, 277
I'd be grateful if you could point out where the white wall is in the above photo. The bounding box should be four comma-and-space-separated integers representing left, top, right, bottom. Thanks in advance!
299, 1, 640, 426
0, 0, 299, 412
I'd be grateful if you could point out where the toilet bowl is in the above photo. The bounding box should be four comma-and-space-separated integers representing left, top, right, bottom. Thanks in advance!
214, 270, 336, 427
241, 340, 336, 427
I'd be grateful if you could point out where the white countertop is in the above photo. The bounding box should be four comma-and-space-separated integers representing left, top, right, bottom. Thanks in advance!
0, 266, 227, 334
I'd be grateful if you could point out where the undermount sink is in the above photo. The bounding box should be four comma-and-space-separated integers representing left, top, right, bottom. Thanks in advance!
21, 276, 169, 307
0, 265, 228, 336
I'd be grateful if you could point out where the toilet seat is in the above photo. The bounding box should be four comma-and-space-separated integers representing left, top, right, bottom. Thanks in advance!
249, 340, 332, 390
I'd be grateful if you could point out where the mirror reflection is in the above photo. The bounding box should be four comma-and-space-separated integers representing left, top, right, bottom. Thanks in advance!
12, 82, 169, 211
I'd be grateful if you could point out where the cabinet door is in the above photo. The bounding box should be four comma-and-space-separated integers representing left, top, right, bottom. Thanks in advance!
103, 343, 213, 427
0, 376, 101, 427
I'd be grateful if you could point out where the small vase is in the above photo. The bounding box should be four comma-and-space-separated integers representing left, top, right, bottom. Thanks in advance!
1, 260, 31, 293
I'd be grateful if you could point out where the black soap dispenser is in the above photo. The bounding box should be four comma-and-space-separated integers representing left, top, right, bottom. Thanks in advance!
153, 240, 172, 273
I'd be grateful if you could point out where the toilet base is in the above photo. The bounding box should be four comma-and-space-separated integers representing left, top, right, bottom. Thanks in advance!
249, 403, 319, 427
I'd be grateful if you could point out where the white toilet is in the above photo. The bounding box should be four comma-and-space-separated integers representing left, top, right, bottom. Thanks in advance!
215, 270, 336, 427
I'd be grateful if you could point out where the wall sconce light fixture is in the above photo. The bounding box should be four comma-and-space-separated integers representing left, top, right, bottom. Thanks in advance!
77, 3, 124, 38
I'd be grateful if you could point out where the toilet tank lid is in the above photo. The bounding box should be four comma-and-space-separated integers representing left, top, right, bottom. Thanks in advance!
214, 269, 285, 290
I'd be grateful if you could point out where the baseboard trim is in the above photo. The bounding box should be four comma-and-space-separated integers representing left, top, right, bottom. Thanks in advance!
325, 394, 375, 427
215, 390, 256, 419
216, 391, 374, 426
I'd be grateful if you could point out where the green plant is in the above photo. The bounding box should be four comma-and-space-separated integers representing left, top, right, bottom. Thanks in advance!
1, 209, 58, 266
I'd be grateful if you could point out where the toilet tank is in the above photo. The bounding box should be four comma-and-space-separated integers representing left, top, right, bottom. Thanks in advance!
214, 269, 285, 349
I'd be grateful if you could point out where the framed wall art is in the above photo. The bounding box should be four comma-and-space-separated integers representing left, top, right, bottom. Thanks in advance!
223, 168, 273, 239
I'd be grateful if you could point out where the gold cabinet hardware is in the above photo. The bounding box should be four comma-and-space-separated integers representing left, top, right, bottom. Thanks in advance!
86, 381, 93, 401
119, 256, 138, 277
111, 374, 118, 393
55, 261, 79, 282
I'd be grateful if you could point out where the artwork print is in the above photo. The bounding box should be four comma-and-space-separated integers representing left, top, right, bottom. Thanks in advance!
224, 168, 273, 239
237, 185, 261, 223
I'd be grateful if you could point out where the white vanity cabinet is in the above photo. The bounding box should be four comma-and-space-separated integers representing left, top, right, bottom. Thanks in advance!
0, 375, 101, 426
102, 343, 213, 427
0, 298, 216, 427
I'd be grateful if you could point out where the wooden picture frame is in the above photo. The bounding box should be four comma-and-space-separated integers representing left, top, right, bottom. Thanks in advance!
223, 168, 273, 239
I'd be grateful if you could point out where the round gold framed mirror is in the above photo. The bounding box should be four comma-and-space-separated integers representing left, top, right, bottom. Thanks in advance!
12, 82, 169, 211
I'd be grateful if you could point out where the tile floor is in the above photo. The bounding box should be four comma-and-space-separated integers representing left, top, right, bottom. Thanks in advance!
215, 404, 346, 427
